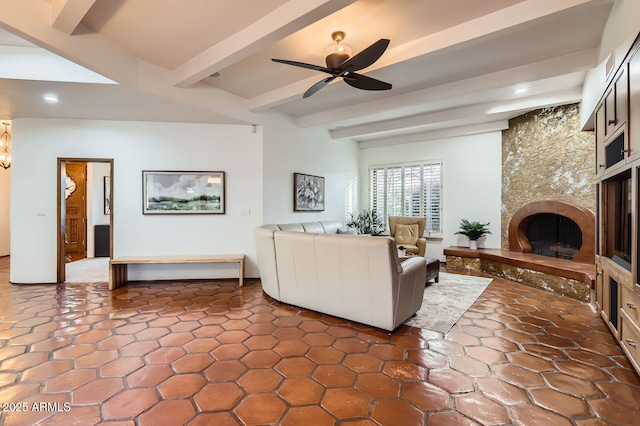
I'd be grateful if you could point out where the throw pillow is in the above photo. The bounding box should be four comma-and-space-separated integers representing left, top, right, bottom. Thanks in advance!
395, 223, 419, 245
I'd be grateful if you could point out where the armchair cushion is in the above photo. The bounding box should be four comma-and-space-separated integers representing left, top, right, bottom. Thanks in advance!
402, 244, 420, 254
394, 223, 419, 245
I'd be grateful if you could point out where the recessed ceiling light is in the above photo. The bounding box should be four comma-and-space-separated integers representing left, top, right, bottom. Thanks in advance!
514, 87, 528, 94
43, 93, 59, 103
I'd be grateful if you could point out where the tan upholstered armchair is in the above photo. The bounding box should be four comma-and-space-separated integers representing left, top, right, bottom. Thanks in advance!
388, 216, 427, 257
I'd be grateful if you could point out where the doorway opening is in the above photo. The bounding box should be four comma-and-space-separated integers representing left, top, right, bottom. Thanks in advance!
57, 158, 113, 284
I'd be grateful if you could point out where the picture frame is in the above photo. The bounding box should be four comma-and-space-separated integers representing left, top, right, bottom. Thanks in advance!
142, 170, 226, 215
104, 176, 111, 215
294, 172, 325, 212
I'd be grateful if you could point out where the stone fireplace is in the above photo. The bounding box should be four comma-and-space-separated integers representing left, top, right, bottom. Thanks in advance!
501, 104, 596, 258
446, 104, 596, 302
508, 200, 595, 264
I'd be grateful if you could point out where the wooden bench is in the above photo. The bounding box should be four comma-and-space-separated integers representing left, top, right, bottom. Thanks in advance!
109, 254, 245, 290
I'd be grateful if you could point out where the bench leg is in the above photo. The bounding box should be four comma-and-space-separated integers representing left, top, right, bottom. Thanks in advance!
238, 258, 244, 287
110, 264, 128, 290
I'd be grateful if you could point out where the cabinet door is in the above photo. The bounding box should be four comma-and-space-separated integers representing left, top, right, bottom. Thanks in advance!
595, 265, 603, 311
596, 102, 606, 176
606, 69, 627, 137
629, 44, 640, 162
602, 269, 611, 323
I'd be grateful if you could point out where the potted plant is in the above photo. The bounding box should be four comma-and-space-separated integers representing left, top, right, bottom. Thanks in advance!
346, 209, 384, 235
455, 219, 491, 249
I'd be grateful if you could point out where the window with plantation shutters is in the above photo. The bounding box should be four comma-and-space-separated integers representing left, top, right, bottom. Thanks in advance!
369, 161, 442, 236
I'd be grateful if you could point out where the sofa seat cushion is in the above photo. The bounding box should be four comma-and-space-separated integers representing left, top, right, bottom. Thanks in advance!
394, 223, 419, 245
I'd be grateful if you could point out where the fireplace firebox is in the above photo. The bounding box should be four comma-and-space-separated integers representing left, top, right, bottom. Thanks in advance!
526, 213, 582, 260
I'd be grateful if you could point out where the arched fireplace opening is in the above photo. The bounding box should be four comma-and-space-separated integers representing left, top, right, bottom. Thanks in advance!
508, 200, 595, 264
526, 213, 582, 260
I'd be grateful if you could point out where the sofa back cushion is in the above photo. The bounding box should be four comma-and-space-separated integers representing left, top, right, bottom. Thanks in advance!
278, 223, 305, 232
319, 221, 343, 234
301, 222, 325, 233
337, 227, 358, 235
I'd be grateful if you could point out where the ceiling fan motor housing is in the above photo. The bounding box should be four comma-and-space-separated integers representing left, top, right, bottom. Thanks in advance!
325, 31, 351, 70
325, 51, 350, 70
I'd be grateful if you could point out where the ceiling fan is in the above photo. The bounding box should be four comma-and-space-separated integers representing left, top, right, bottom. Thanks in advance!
272, 31, 392, 98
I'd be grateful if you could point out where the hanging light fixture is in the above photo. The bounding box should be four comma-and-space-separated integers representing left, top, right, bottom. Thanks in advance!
324, 31, 352, 70
0, 122, 10, 170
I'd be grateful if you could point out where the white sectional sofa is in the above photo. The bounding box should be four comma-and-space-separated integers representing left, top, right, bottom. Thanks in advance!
254, 221, 427, 331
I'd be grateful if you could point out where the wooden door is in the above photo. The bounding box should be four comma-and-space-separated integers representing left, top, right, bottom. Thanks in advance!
65, 162, 87, 259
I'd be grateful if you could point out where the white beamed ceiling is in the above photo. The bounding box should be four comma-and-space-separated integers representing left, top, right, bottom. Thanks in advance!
0, 0, 615, 142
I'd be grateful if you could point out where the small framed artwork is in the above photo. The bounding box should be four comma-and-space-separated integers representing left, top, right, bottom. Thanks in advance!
294, 172, 325, 212
104, 176, 111, 215
142, 170, 226, 215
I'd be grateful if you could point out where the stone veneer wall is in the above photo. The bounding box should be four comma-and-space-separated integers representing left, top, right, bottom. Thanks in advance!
501, 103, 596, 249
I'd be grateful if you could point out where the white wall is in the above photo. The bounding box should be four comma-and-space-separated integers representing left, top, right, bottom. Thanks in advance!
10, 118, 264, 283
91, 162, 111, 225
262, 111, 359, 223
581, 0, 640, 128
86, 162, 111, 258
0, 166, 9, 256
358, 132, 502, 260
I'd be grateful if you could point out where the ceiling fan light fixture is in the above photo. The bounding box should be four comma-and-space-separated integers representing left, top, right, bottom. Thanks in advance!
325, 31, 351, 70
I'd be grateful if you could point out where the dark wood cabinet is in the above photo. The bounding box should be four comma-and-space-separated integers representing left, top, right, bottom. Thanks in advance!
605, 69, 627, 136
628, 43, 640, 162
94, 224, 110, 257
595, 32, 640, 374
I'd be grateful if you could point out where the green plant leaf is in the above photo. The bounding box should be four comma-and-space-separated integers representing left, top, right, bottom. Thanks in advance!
454, 219, 491, 240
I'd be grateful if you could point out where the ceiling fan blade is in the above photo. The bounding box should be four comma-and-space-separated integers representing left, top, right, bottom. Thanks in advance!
343, 72, 392, 91
272, 58, 334, 74
303, 76, 338, 98
338, 39, 390, 72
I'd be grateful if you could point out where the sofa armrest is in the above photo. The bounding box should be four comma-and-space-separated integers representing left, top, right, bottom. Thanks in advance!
400, 256, 426, 275
393, 257, 427, 328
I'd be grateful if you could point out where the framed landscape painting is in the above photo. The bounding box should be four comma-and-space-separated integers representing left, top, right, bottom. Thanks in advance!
143, 171, 225, 214
294, 172, 325, 212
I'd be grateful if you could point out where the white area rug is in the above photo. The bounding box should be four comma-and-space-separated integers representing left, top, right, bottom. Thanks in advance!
404, 272, 493, 334
65, 257, 109, 283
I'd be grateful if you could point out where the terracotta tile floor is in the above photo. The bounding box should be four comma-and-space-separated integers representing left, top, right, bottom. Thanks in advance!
1, 256, 640, 425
